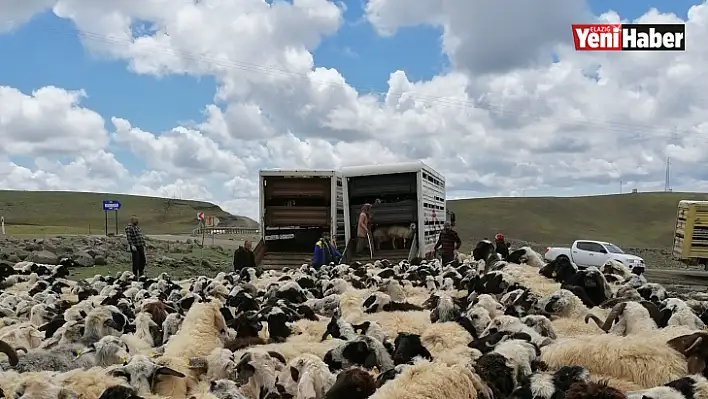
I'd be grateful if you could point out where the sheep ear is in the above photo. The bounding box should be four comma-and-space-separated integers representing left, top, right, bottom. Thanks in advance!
290, 366, 299, 382
668, 334, 704, 355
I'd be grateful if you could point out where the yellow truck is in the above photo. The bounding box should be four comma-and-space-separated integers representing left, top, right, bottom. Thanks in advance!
673, 200, 708, 270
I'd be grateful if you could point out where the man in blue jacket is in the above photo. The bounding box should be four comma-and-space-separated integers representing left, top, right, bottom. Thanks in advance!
313, 232, 341, 268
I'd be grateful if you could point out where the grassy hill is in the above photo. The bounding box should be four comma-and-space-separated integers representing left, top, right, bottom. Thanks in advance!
0, 190, 258, 235
448, 192, 708, 249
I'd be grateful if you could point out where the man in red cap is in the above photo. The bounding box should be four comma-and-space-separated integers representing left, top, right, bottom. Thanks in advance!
435, 221, 461, 265
495, 233, 509, 259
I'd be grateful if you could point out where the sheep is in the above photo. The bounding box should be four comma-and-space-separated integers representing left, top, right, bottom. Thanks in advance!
474, 338, 541, 399
323, 332, 394, 372
162, 312, 184, 344
370, 359, 491, 399
481, 315, 553, 347
109, 355, 185, 396
373, 227, 389, 251
541, 330, 708, 388
507, 247, 545, 268
275, 353, 336, 398
324, 367, 378, 399
209, 379, 248, 399
390, 332, 433, 365
0, 338, 99, 373
387, 225, 414, 250
626, 374, 708, 399
234, 350, 286, 398
423, 292, 460, 323
155, 299, 229, 397
638, 283, 668, 303
585, 300, 660, 335
509, 365, 591, 399
660, 298, 706, 330
85, 335, 130, 367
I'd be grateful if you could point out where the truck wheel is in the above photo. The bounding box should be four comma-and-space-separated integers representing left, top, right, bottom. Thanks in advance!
557, 255, 570, 262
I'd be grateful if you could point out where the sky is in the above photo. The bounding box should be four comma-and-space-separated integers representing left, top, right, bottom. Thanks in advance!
0, 0, 706, 221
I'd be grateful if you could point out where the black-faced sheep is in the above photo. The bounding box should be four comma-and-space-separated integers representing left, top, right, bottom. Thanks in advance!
324, 367, 377, 399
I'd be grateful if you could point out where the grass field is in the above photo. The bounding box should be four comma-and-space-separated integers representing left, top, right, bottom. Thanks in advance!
448, 192, 708, 249
0, 190, 258, 236
68, 245, 234, 280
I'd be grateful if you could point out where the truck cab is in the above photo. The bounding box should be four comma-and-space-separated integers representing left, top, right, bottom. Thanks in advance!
545, 240, 645, 269
673, 200, 708, 270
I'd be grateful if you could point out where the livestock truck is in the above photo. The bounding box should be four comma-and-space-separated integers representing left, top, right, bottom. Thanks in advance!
256, 169, 345, 269
340, 161, 447, 263
673, 200, 708, 270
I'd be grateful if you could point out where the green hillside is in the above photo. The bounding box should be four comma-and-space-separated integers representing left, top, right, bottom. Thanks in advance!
0, 190, 258, 235
448, 192, 708, 249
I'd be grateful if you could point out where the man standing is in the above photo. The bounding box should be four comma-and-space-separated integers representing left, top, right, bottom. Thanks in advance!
125, 215, 147, 277
233, 240, 256, 272
435, 221, 461, 265
355, 203, 372, 256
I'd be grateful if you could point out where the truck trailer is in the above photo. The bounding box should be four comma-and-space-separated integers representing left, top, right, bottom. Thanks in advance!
341, 161, 446, 263
256, 169, 345, 269
673, 200, 708, 270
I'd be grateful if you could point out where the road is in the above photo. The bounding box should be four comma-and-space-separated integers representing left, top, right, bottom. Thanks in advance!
147, 233, 260, 250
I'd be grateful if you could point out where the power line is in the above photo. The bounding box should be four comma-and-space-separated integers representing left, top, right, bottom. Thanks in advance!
0, 18, 707, 143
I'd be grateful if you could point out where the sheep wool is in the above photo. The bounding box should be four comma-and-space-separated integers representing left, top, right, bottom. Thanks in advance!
370, 360, 488, 399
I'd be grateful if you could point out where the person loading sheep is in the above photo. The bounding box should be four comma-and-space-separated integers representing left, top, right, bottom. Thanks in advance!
435, 221, 461, 265
355, 203, 372, 256
495, 233, 509, 259
313, 232, 341, 268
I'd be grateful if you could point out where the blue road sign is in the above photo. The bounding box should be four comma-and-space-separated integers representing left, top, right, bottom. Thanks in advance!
102, 200, 122, 211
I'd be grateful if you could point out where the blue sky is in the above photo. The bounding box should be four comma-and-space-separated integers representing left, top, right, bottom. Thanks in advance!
3, 0, 700, 137
0, 0, 704, 205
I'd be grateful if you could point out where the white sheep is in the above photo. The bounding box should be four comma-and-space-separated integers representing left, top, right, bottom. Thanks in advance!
387, 225, 414, 250
662, 298, 706, 330
585, 301, 657, 335
276, 353, 336, 398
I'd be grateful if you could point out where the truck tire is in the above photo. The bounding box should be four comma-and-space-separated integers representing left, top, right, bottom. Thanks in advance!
556, 255, 570, 262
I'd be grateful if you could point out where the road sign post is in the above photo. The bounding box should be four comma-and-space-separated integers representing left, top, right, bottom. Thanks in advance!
1, 216, 4, 235
102, 200, 122, 236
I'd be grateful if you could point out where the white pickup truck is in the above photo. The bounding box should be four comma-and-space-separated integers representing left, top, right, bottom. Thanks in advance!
544, 240, 645, 268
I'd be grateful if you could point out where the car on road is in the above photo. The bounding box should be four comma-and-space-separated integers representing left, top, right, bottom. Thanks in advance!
545, 240, 645, 269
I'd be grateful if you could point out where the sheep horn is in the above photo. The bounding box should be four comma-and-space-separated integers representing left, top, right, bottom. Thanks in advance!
639, 300, 662, 327
584, 314, 605, 330
598, 297, 632, 309
0, 339, 19, 366
601, 302, 627, 332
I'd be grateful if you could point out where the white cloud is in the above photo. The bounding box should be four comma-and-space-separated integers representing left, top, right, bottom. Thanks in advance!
0, 0, 706, 221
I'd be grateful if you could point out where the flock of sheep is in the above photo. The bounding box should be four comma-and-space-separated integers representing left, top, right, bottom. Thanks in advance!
0, 239, 707, 399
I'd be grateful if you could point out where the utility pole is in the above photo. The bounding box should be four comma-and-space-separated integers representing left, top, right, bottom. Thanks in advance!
620, 180, 623, 194
664, 157, 671, 192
